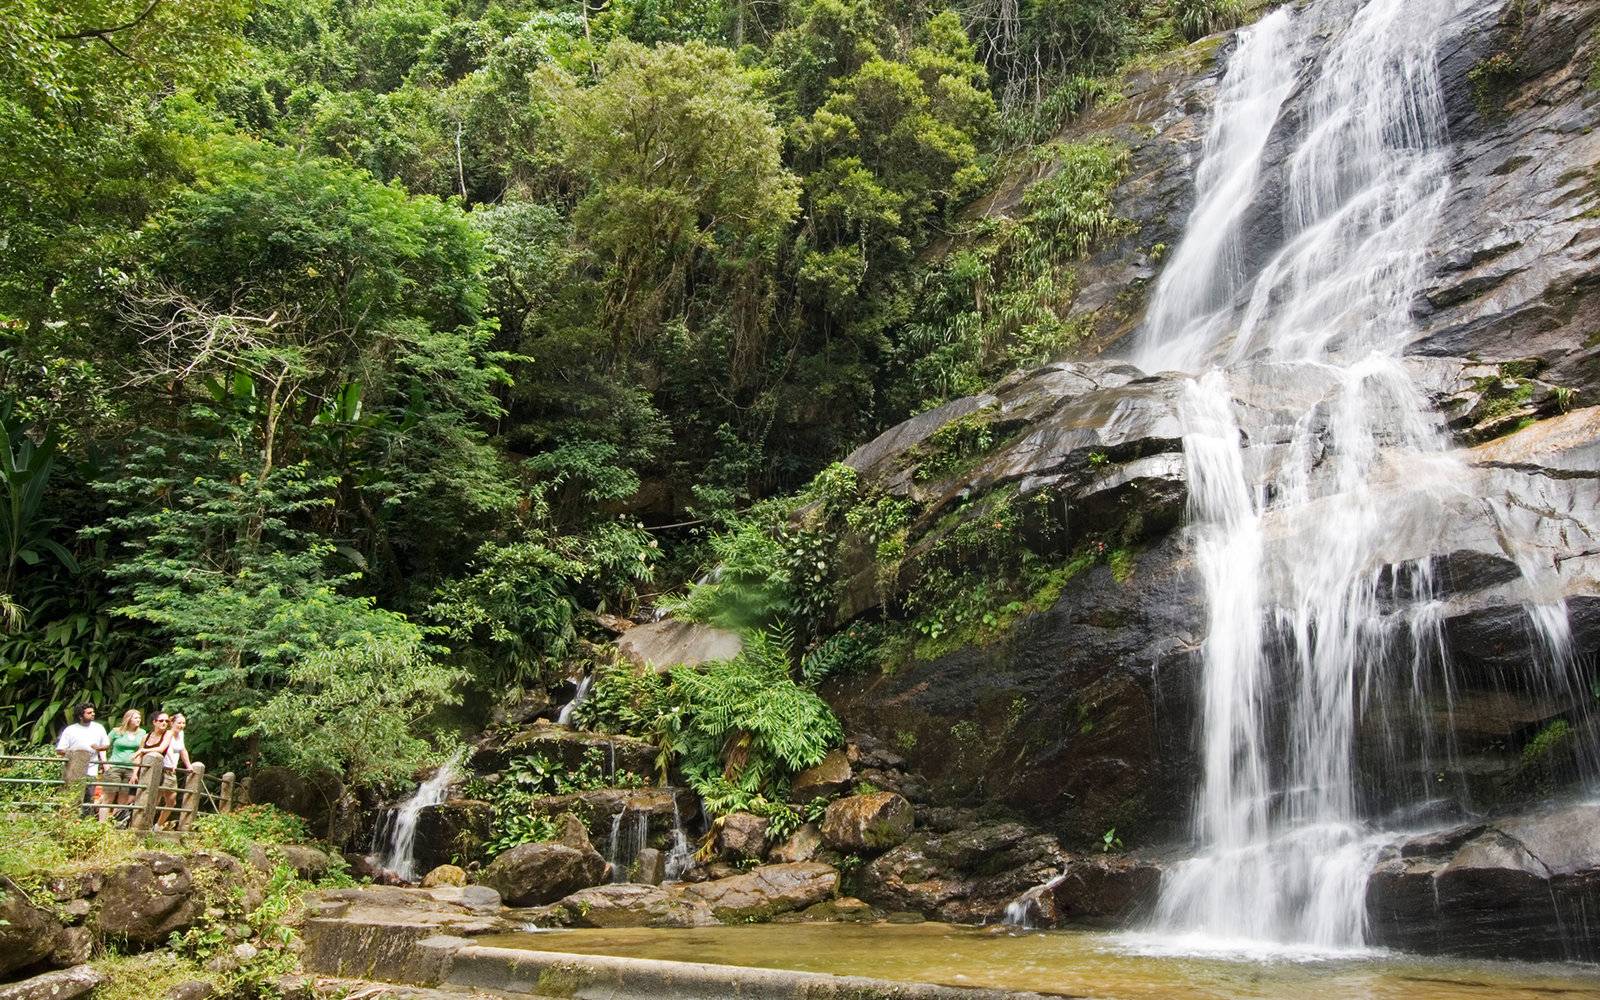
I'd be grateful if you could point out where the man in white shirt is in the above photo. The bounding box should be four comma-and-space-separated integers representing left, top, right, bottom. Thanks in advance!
56, 703, 111, 817
56, 703, 110, 774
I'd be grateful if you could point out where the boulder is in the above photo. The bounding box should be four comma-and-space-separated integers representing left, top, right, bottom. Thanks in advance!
0, 966, 105, 1000
789, 749, 852, 802
555, 884, 717, 928
412, 800, 493, 873
681, 863, 840, 922
1035, 854, 1164, 925
476, 842, 608, 907
714, 812, 769, 861
0, 892, 64, 977
246, 843, 332, 881
47, 927, 92, 968
820, 792, 914, 852
93, 851, 239, 947
615, 620, 743, 673
166, 981, 214, 1000
784, 896, 880, 923
633, 848, 666, 886
769, 823, 824, 864
857, 820, 1066, 924
420, 865, 467, 888
247, 766, 346, 841
1367, 803, 1600, 959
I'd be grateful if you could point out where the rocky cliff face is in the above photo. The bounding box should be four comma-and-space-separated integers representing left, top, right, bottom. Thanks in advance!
821, 0, 1600, 957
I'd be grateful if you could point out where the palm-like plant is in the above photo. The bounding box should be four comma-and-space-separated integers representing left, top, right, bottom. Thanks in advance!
0, 408, 78, 596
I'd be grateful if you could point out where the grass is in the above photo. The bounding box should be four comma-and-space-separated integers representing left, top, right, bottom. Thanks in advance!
93, 953, 212, 1000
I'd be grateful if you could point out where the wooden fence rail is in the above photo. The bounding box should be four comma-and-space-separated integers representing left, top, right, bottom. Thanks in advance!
0, 749, 236, 831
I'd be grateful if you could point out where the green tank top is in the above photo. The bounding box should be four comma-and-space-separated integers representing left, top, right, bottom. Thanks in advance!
109, 728, 146, 765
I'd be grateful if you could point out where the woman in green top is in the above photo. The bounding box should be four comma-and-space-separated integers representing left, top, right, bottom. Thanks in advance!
106, 709, 146, 815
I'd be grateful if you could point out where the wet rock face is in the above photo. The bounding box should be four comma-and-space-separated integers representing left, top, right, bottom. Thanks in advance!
1415, 0, 1600, 402
856, 819, 1067, 924
829, 530, 1200, 848
615, 619, 743, 673
471, 723, 657, 778
411, 801, 493, 874
0, 893, 63, 978
1367, 803, 1600, 960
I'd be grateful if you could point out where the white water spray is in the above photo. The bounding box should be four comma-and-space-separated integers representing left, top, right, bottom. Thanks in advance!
374, 751, 464, 881
1134, 0, 1582, 952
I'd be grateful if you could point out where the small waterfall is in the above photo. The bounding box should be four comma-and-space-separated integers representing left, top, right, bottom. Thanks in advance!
555, 674, 594, 726
374, 752, 463, 881
1132, 0, 1588, 953
1002, 874, 1065, 930
607, 809, 650, 882
664, 799, 694, 881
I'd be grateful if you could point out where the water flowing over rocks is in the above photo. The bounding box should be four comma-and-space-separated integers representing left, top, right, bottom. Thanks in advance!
813, 0, 1600, 961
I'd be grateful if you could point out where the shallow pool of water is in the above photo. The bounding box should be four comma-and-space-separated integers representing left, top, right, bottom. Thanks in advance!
480, 922, 1600, 999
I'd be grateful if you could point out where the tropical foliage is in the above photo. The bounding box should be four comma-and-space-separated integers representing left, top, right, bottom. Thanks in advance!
0, 0, 1214, 783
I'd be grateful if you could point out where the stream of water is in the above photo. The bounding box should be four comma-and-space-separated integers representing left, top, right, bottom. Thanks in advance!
482, 923, 1600, 999
372, 751, 462, 881
1131, 0, 1586, 953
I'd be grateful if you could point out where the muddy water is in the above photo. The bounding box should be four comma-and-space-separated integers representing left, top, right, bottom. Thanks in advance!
481, 923, 1600, 999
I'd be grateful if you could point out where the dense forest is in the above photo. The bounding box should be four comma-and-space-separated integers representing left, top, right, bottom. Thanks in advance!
0, 0, 1243, 784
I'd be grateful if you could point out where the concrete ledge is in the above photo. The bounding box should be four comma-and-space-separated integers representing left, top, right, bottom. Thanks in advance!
445, 944, 1075, 1000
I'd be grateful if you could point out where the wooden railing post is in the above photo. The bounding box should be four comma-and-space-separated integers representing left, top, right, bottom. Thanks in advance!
177, 763, 205, 831
219, 772, 236, 814
133, 757, 164, 831
63, 748, 91, 782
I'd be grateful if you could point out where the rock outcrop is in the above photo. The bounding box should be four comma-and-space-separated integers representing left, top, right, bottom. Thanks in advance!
680, 862, 840, 922
1367, 802, 1600, 960
820, 792, 915, 852
476, 842, 608, 907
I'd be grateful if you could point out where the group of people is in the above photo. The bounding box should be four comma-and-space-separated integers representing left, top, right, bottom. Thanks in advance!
54, 702, 201, 826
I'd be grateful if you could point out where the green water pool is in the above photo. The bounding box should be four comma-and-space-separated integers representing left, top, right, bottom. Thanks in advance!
479, 922, 1600, 999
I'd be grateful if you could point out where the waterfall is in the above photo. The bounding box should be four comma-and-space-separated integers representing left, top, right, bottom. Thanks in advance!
1135, 0, 1584, 952
555, 674, 594, 726
663, 799, 695, 881
606, 809, 650, 882
374, 751, 463, 881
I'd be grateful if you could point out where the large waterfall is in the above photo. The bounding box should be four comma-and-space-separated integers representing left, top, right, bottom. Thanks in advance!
1135, 0, 1583, 952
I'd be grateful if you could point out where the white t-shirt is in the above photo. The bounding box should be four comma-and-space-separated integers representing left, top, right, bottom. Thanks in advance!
163, 731, 186, 770
56, 721, 109, 776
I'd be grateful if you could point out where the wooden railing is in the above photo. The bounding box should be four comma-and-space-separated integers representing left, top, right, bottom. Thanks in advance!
0, 749, 237, 831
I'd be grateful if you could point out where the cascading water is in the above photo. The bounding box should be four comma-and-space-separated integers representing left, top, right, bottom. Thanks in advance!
607, 809, 650, 882
373, 751, 464, 881
1131, 0, 1586, 952
555, 673, 594, 726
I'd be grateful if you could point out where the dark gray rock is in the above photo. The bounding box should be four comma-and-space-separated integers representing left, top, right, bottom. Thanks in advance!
857, 821, 1067, 924
411, 800, 493, 874
1368, 803, 1600, 960
476, 842, 607, 907
0, 893, 64, 977
93, 851, 238, 948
